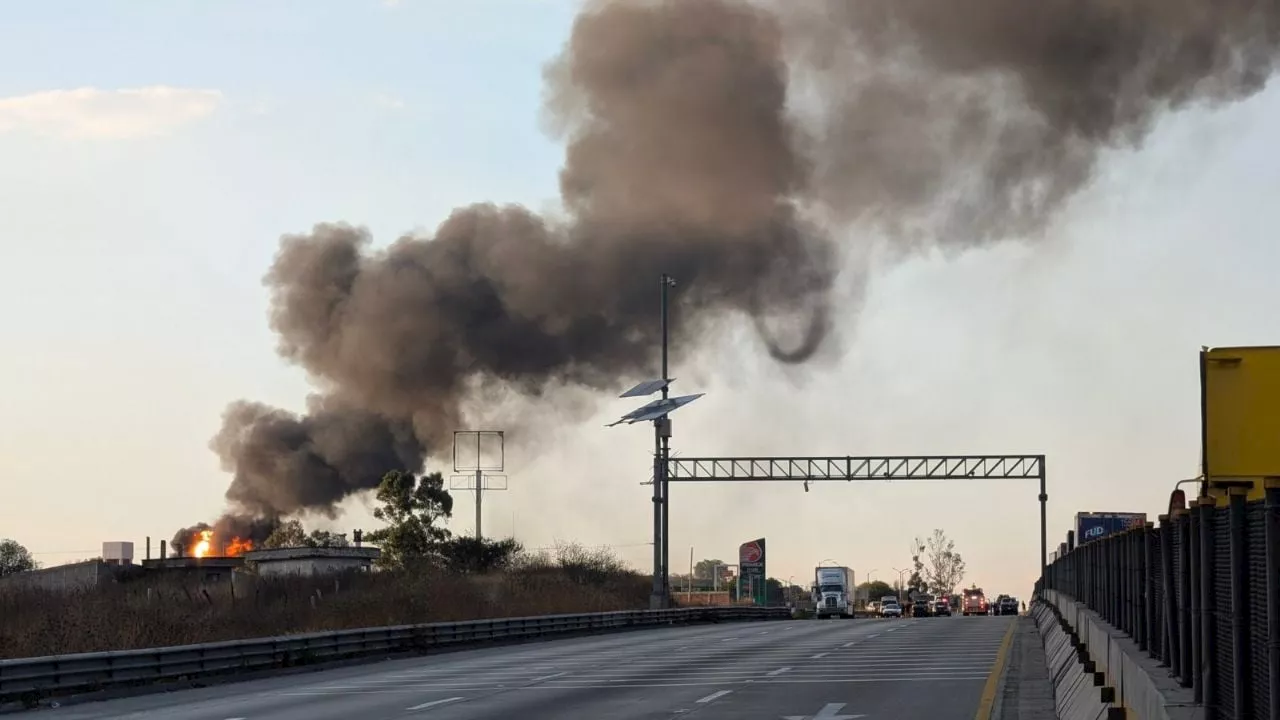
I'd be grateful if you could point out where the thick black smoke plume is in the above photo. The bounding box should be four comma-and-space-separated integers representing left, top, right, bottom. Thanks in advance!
202, 0, 1280, 525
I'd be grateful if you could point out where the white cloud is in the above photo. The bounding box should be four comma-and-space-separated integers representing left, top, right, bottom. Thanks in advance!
381, 0, 403, 8
0, 86, 223, 140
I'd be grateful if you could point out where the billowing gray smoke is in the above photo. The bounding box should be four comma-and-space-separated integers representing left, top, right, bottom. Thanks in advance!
788, 0, 1279, 241
205, 0, 1280, 523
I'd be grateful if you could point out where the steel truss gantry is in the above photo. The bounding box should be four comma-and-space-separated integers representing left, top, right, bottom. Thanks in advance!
665, 454, 1049, 576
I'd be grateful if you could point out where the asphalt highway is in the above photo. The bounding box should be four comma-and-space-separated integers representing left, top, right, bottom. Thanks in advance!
34, 615, 1016, 720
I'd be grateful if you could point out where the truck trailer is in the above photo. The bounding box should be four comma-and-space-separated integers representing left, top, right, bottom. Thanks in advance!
812, 566, 855, 619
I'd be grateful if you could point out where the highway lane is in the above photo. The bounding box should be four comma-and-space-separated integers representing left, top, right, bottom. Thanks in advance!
35, 615, 1015, 719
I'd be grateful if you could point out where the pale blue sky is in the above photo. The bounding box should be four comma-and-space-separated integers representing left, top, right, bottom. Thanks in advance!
2, 1, 1278, 598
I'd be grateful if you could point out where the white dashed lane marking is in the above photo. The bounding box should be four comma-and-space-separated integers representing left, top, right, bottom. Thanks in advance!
696, 690, 733, 703
407, 696, 464, 711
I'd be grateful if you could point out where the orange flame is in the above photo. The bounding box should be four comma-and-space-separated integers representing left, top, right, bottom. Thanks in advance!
188, 530, 254, 558
225, 537, 254, 556
192, 530, 212, 558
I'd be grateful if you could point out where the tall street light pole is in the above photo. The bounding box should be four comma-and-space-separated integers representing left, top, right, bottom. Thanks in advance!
611, 273, 702, 611
892, 567, 910, 598
659, 273, 675, 602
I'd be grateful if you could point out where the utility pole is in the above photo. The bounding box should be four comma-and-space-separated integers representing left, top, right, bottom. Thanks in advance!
475, 466, 483, 539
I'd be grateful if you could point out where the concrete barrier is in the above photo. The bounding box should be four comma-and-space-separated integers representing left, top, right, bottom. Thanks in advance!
1035, 601, 1120, 720
1040, 590, 1201, 720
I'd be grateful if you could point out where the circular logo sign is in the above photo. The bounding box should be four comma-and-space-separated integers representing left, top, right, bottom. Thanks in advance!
740, 542, 763, 563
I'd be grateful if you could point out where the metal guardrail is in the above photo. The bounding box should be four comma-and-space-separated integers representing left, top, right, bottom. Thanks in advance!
1040, 489, 1274, 720
0, 606, 789, 703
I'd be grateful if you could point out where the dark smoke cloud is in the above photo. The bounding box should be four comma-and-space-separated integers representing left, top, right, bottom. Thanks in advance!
202, 0, 1280, 526
785, 0, 1280, 242
211, 399, 423, 517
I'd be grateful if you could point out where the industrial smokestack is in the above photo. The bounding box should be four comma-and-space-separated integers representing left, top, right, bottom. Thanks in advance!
159, 539, 167, 560
195, 0, 1280, 526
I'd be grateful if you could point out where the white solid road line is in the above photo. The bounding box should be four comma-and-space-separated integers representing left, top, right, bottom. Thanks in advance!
767, 667, 792, 676
529, 671, 570, 682
407, 696, 465, 711
696, 690, 734, 703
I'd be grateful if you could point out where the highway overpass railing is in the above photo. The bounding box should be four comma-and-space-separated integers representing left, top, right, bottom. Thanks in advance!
0, 605, 789, 705
1041, 484, 1280, 720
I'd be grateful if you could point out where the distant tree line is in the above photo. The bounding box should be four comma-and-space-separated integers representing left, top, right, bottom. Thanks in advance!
0, 539, 35, 577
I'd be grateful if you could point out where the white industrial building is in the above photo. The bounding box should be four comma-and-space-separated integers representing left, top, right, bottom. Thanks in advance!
102, 541, 134, 565
242, 546, 380, 577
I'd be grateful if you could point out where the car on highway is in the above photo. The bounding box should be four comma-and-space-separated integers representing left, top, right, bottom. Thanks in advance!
990, 594, 1012, 615
998, 596, 1019, 615
932, 596, 952, 616
879, 596, 903, 618
911, 593, 933, 617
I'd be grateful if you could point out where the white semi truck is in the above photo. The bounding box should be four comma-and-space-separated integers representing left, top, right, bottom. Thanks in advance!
812, 565, 856, 619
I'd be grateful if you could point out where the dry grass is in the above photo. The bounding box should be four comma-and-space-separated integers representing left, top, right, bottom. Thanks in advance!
0, 548, 649, 659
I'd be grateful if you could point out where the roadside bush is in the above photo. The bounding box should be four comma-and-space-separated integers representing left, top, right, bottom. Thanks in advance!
0, 548, 648, 659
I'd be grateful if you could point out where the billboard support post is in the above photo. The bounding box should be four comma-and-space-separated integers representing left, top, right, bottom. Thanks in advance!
451, 430, 506, 540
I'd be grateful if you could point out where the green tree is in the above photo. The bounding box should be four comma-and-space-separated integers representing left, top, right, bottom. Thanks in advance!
441, 536, 522, 574
693, 558, 724, 581
765, 577, 784, 604
924, 528, 966, 597
307, 529, 349, 547
859, 580, 896, 600
365, 470, 453, 568
263, 519, 307, 548
907, 536, 927, 595
0, 539, 36, 576
263, 520, 351, 549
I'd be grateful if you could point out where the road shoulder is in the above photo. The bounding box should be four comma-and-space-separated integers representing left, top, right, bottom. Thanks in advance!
993, 616, 1057, 720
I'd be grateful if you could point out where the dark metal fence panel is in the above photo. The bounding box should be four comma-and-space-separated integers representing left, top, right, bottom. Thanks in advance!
1151, 523, 1164, 659
1248, 499, 1270, 720
1040, 499, 1280, 718
1178, 511, 1194, 689
1216, 504, 1236, 719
